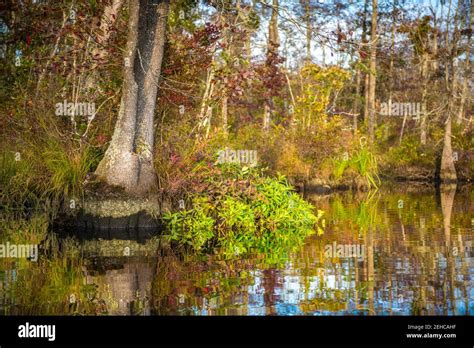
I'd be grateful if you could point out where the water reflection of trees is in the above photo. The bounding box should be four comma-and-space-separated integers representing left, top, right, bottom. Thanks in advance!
2, 188, 473, 315
299, 187, 473, 315
112, 188, 474, 316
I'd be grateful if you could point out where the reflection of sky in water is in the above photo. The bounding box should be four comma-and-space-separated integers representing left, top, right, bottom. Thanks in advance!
248, 272, 265, 315
229, 253, 474, 316
183, 233, 474, 315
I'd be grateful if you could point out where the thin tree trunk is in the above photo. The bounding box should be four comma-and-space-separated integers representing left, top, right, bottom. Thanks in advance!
364, 74, 369, 123
368, 0, 378, 144
399, 113, 407, 145
197, 67, 216, 137
457, 0, 473, 124
244, 0, 257, 59
352, 69, 361, 133
263, 0, 279, 133
420, 55, 429, 145
362, 0, 369, 123
198, 68, 215, 122
263, 102, 271, 132
36, 3, 75, 95
83, 0, 124, 92
304, 0, 311, 63
388, 1, 395, 136
222, 94, 228, 135
285, 70, 296, 127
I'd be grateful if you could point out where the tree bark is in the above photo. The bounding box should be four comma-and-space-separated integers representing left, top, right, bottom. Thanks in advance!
420, 55, 429, 145
222, 94, 228, 135
304, 0, 312, 63
440, 115, 457, 183
440, 0, 459, 184
263, 0, 279, 133
368, 0, 378, 144
197, 67, 216, 137
244, 0, 257, 59
95, 0, 169, 196
268, 0, 279, 49
362, 0, 369, 123
352, 69, 361, 133
92, 0, 125, 65
457, 0, 473, 124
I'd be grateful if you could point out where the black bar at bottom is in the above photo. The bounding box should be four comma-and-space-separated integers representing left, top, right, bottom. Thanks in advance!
0, 316, 472, 347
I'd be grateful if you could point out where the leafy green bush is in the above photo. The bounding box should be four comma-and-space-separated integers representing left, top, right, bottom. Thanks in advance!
163, 166, 324, 261
165, 195, 215, 251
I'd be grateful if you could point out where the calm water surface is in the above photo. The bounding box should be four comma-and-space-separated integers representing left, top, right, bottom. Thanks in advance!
1, 185, 473, 315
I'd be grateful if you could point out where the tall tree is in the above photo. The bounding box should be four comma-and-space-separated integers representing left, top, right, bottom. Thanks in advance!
440, 0, 460, 183
457, 0, 473, 125
367, 0, 378, 144
301, 0, 312, 63
95, 0, 170, 195
440, 113, 457, 183
263, 0, 279, 133
362, 0, 370, 124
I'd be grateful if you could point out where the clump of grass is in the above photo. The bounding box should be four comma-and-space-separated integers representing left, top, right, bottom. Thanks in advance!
37, 139, 100, 201
331, 145, 380, 189
1, 138, 99, 212
0, 151, 40, 210
351, 146, 380, 188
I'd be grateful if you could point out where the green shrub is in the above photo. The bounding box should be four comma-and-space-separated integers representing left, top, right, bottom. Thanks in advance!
163, 166, 324, 262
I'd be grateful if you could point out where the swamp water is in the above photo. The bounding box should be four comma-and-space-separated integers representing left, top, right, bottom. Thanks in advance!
1, 185, 473, 315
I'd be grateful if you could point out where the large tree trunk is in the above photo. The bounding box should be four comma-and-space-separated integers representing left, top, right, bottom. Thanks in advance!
95, 0, 169, 196
440, 0, 460, 184
367, 0, 378, 144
